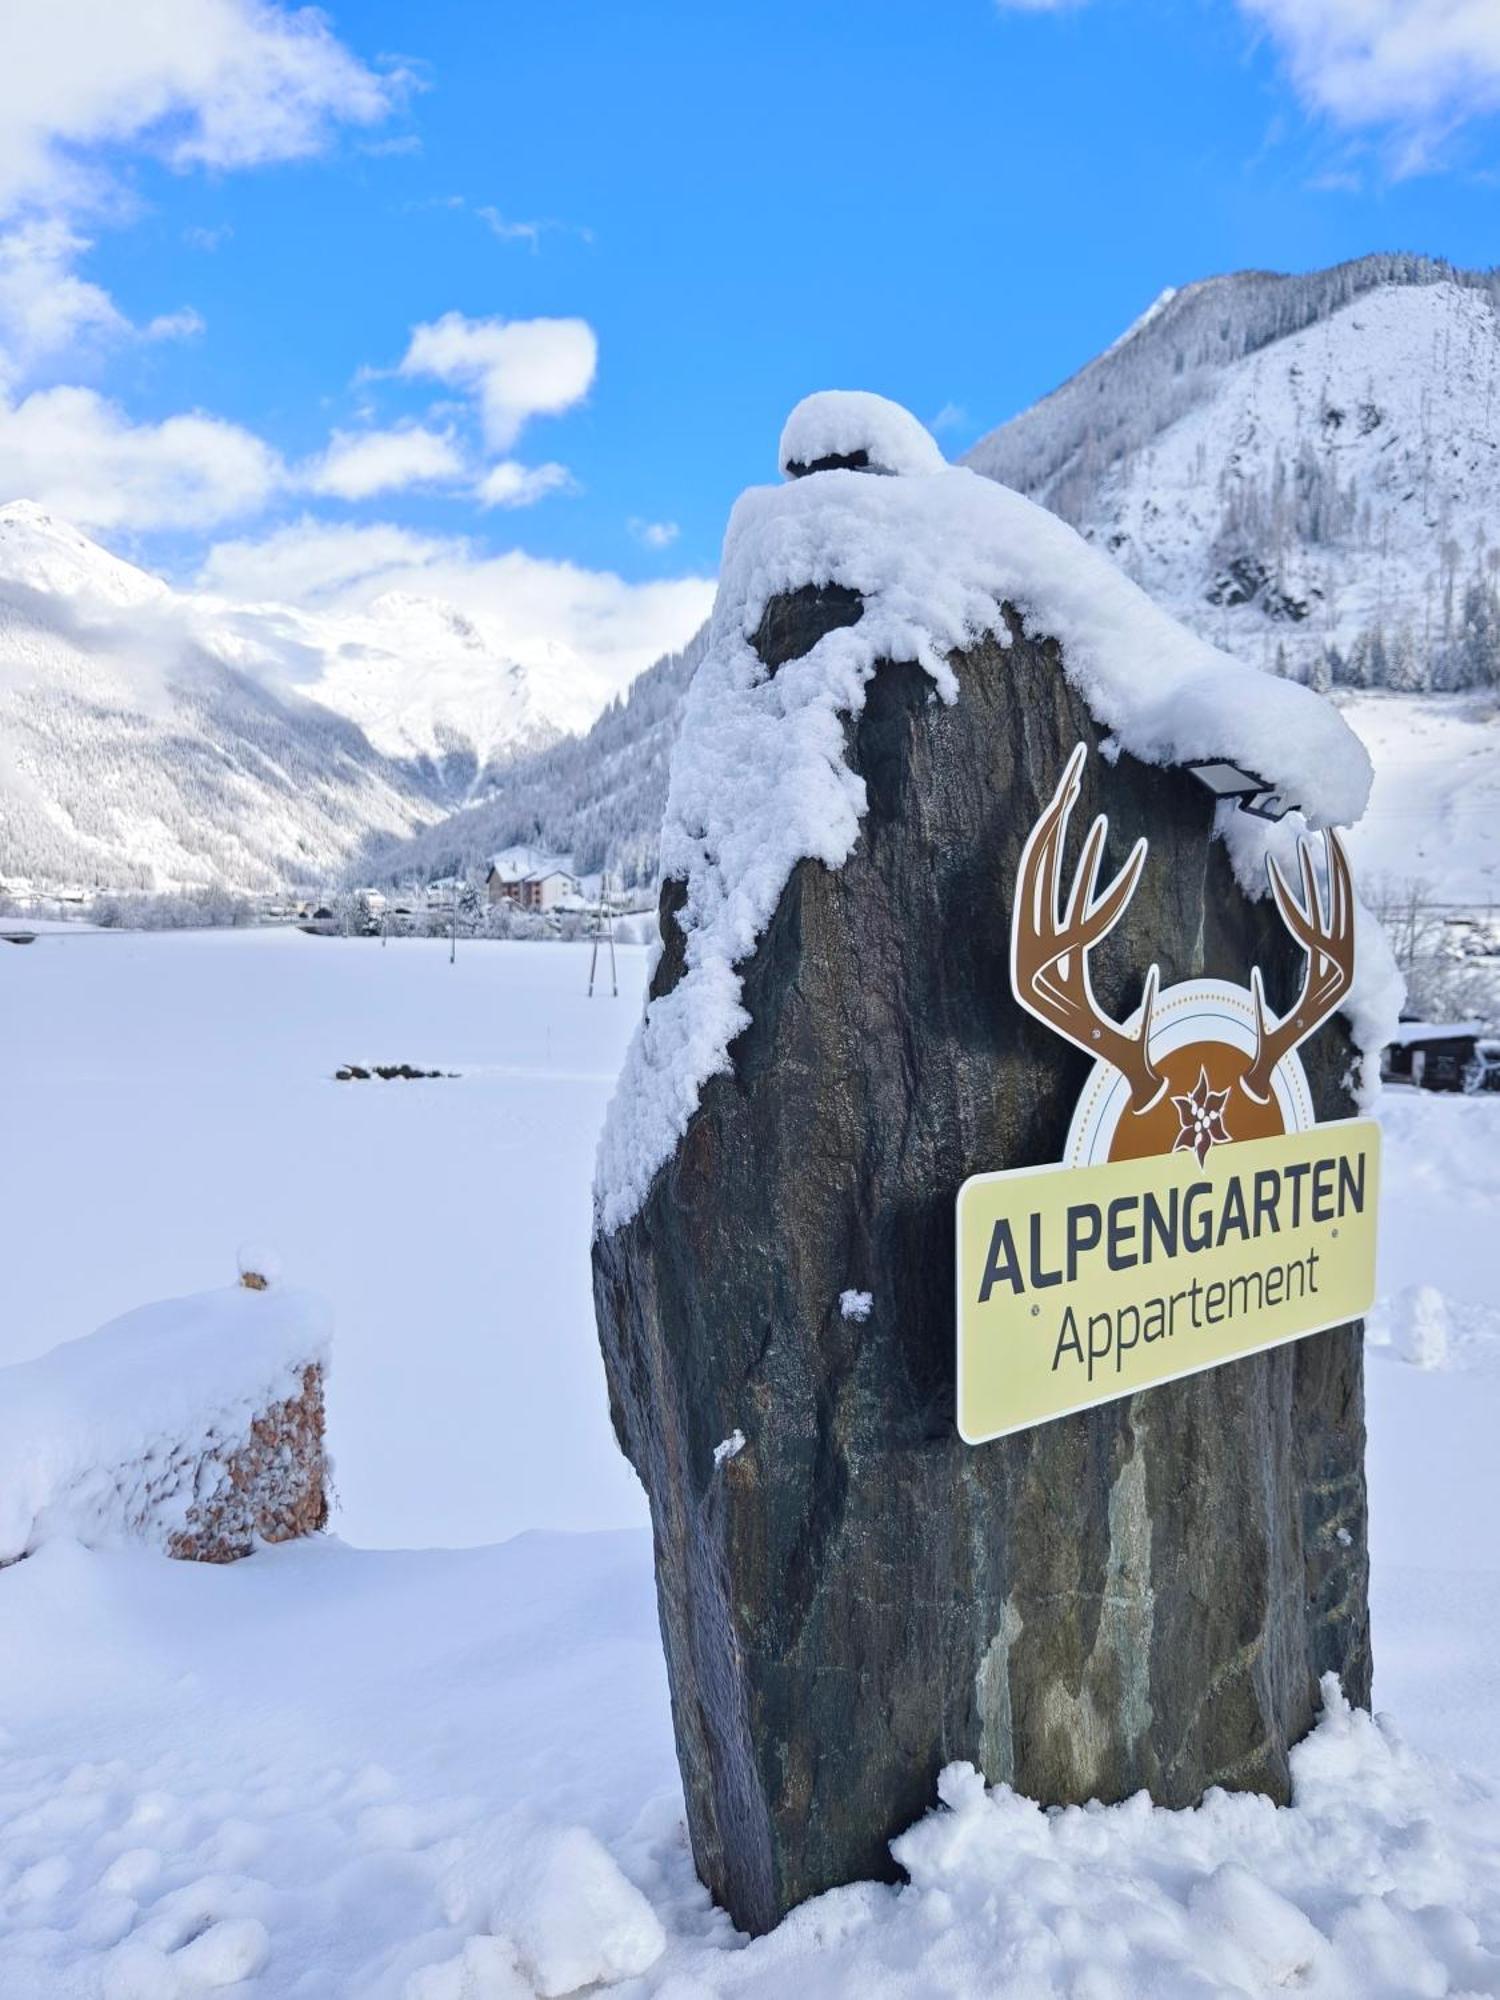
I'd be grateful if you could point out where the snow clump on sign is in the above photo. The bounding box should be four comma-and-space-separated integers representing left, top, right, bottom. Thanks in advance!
595, 391, 1386, 1234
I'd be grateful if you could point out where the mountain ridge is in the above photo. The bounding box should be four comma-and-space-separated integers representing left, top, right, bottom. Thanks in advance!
0, 504, 609, 893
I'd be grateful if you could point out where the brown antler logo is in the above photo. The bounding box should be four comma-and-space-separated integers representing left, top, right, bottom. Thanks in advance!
1012, 744, 1355, 1166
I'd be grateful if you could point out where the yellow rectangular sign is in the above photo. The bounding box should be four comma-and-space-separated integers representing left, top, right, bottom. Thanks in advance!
956, 1119, 1380, 1443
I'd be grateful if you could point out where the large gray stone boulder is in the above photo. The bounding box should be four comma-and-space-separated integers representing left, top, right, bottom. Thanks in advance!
592, 401, 1374, 1938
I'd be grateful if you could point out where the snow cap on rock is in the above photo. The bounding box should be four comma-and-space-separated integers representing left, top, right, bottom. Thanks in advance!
595, 392, 1389, 1235
779, 390, 947, 480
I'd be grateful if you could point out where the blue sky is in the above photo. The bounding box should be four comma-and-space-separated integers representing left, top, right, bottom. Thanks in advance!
4, 0, 1500, 688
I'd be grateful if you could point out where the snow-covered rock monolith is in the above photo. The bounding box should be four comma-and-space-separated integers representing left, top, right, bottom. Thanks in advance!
0, 1279, 330, 1565
592, 394, 1392, 1937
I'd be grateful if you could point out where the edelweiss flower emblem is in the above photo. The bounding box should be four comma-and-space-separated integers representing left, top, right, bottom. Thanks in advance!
1171, 1067, 1233, 1167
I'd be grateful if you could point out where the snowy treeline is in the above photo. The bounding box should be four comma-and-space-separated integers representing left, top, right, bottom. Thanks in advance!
1210, 453, 1500, 692
323, 885, 654, 946
90, 885, 262, 929
358, 627, 707, 891
1282, 561, 1500, 694
1363, 876, 1500, 1021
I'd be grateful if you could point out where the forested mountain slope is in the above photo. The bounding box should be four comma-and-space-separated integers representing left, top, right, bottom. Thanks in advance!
965, 254, 1500, 695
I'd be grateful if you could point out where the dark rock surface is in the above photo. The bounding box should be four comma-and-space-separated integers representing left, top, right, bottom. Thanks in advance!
592, 589, 1371, 1938
783, 447, 871, 477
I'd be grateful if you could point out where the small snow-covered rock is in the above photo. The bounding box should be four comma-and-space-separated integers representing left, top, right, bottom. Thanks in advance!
839, 1289, 873, 1323
0, 1283, 330, 1563
779, 390, 946, 480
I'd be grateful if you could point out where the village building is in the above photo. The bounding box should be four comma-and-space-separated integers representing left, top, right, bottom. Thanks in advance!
484, 853, 581, 914
1381, 1019, 1486, 1092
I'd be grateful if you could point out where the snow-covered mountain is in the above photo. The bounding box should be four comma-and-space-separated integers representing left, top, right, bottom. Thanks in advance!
964, 254, 1500, 695
12, 254, 1500, 903
0, 504, 575, 894
358, 625, 708, 890
300, 591, 566, 791
379, 256, 1500, 902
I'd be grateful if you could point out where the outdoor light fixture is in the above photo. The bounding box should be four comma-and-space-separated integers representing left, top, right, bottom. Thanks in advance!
1186, 760, 1293, 822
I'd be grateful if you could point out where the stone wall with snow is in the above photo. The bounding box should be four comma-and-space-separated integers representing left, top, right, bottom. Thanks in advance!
0, 1270, 330, 1565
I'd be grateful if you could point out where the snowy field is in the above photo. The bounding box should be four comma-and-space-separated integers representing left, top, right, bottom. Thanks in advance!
4, 931, 1500, 1994
1341, 691, 1500, 907
1, 929, 649, 1551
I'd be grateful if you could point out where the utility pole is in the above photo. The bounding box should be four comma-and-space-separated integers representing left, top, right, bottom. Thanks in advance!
588, 871, 618, 998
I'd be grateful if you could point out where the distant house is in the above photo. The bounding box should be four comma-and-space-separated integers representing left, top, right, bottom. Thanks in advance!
485, 853, 580, 913
485, 856, 533, 904
520, 869, 581, 913
1382, 1020, 1484, 1092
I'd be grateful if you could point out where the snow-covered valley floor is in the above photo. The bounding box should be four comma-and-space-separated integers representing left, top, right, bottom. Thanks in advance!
4, 932, 1500, 1996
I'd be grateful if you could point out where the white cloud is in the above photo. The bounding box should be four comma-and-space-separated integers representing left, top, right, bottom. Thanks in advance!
476, 208, 544, 250
0, 218, 125, 377
0, 383, 281, 530
1239, 0, 1500, 154
0, 4, 393, 383
993, 0, 1088, 10
0, 0, 395, 219
182, 222, 233, 251
360, 133, 423, 159
307, 425, 464, 501
399, 311, 598, 450
144, 306, 206, 342
300, 431, 576, 510
197, 517, 449, 602
0, 220, 207, 379
197, 516, 716, 709
629, 517, 680, 549
477, 459, 573, 508
476, 205, 593, 251
928, 402, 968, 435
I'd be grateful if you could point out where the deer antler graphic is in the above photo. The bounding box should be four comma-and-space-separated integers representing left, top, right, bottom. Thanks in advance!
1240, 829, 1355, 1104
1012, 744, 1167, 1115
